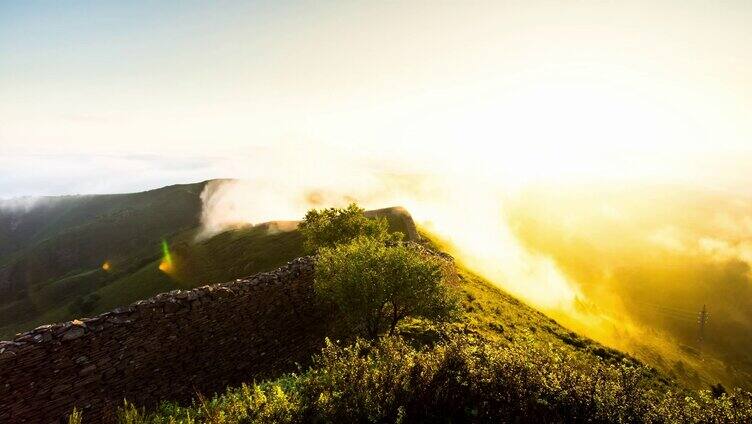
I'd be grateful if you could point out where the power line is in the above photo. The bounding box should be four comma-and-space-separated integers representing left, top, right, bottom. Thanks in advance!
625, 300, 711, 354
634, 300, 697, 316
628, 301, 698, 322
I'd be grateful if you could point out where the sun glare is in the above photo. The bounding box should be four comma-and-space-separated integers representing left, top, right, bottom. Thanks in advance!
423, 76, 694, 189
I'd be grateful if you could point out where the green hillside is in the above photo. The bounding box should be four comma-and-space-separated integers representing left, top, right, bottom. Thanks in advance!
0, 194, 419, 339
0, 182, 208, 338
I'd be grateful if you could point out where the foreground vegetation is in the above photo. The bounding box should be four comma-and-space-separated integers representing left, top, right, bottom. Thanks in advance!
113, 331, 752, 423
98, 206, 752, 423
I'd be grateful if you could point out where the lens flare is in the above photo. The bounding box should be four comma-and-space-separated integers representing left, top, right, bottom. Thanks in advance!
158, 240, 174, 273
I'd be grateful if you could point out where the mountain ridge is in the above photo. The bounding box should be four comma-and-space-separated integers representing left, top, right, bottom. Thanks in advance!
0, 180, 419, 340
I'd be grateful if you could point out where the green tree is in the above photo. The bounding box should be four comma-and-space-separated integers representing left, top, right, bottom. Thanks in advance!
314, 237, 458, 338
299, 203, 399, 254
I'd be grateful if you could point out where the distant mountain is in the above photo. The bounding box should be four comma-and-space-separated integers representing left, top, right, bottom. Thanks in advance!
0, 182, 208, 337
0, 182, 418, 339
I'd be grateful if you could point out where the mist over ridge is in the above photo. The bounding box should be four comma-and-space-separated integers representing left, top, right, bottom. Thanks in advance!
199, 173, 752, 388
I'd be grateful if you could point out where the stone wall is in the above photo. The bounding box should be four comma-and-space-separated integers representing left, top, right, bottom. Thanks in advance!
0, 257, 329, 423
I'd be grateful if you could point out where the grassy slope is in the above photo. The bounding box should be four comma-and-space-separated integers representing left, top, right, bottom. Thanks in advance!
0, 182, 208, 338
0, 225, 305, 338
92, 223, 306, 313
90, 207, 414, 314
0, 206, 416, 339
411, 231, 653, 378
129, 231, 729, 423
0, 182, 206, 267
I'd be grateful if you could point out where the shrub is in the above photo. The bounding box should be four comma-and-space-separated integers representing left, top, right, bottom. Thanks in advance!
298, 203, 399, 253
68, 293, 101, 315
315, 237, 459, 338
67, 407, 82, 424
80, 293, 101, 314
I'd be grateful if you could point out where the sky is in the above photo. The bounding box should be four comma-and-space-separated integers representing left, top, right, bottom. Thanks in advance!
2, 0, 752, 198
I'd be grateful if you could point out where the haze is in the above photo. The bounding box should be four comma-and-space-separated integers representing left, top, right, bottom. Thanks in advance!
3, 1, 752, 195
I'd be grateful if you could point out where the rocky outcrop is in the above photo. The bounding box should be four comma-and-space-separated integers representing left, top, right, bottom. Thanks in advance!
0, 257, 330, 423
365, 206, 421, 241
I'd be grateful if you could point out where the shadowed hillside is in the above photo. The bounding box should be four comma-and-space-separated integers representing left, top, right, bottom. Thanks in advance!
0, 182, 207, 294
0, 182, 208, 337
0, 184, 418, 339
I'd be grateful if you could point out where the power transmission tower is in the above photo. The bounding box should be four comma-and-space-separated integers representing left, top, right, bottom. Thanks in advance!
697, 304, 709, 356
